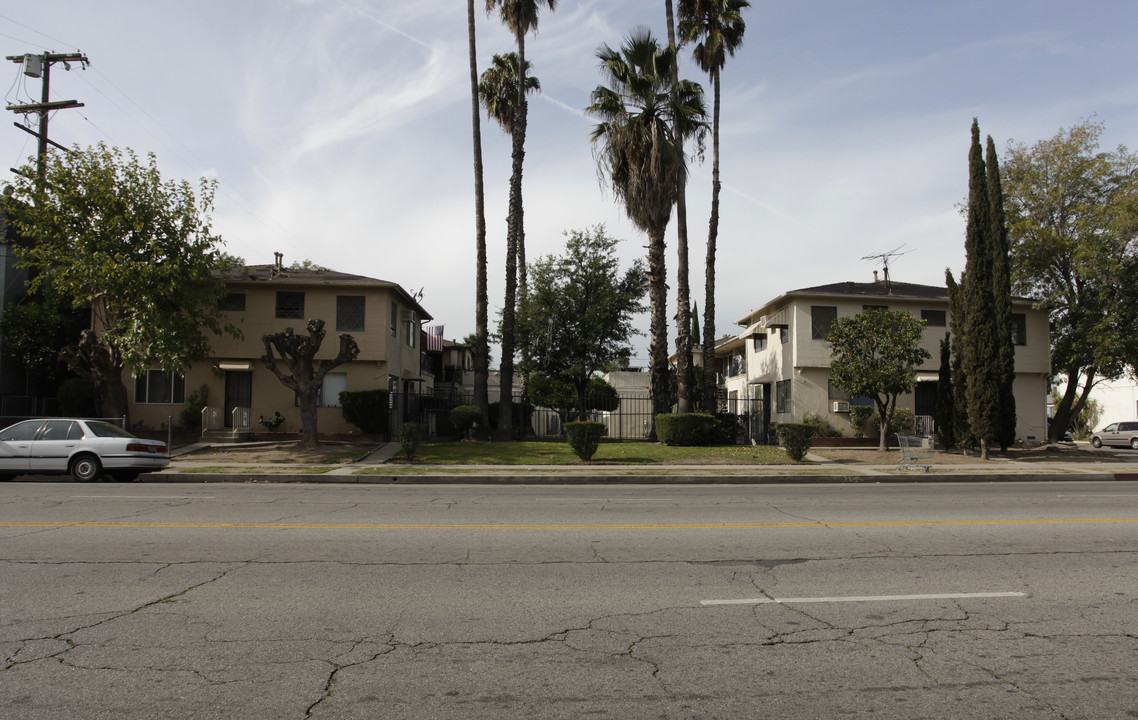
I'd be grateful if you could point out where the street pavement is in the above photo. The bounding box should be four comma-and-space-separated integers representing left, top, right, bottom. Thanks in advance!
150, 441, 1138, 485
2, 481, 1137, 719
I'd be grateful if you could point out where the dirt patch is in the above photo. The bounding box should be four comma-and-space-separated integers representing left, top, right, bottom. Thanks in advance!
181, 441, 379, 464
813, 443, 1127, 465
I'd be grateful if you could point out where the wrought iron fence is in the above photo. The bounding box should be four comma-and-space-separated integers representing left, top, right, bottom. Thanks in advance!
385, 388, 768, 444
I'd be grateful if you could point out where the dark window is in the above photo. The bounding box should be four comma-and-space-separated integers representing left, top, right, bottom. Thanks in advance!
753, 333, 768, 351
811, 306, 838, 340
780, 327, 789, 344
775, 379, 792, 414
39, 420, 81, 441
276, 291, 305, 319
218, 292, 246, 311
406, 310, 417, 347
827, 380, 851, 402
0, 420, 42, 441
921, 309, 946, 327
337, 296, 365, 331
135, 370, 186, 404
390, 301, 398, 337
1010, 313, 1027, 345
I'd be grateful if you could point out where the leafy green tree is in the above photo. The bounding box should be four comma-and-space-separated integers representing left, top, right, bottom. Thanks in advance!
485, 0, 558, 440
261, 319, 360, 449
828, 308, 931, 451
986, 134, 1017, 450
0, 291, 87, 386
466, 0, 491, 429
9, 143, 240, 423
679, 0, 750, 418
934, 333, 956, 449
962, 119, 1000, 459
587, 29, 707, 439
1001, 118, 1138, 441
528, 374, 620, 426
516, 225, 646, 417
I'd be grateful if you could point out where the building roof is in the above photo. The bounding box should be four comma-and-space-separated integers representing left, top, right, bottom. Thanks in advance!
219, 263, 432, 321
735, 278, 1034, 327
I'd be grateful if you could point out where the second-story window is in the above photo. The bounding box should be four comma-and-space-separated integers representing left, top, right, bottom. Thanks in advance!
921, 309, 947, 327
811, 306, 838, 339
1011, 313, 1027, 345
337, 296, 365, 331
218, 292, 246, 311
275, 291, 305, 319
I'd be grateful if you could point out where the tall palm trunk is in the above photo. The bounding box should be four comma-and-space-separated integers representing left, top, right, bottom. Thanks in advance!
467, 0, 490, 427
701, 66, 722, 414
665, 0, 693, 414
497, 28, 528, 439
648, 226, 669, 440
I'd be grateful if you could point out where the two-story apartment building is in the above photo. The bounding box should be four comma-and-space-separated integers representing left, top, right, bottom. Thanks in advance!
719, 278, 1050, 442
127, 256, 431, 436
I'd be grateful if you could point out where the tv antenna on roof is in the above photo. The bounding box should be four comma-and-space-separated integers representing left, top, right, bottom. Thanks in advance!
861, 244, 912, 292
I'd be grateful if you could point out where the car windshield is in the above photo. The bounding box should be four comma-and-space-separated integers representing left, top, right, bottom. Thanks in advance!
84, 421, 138, 438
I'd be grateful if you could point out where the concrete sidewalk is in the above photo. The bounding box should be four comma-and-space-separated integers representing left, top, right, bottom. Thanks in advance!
151, 442, 1138, 484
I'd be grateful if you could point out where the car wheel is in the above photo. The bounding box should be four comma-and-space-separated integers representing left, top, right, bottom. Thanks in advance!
70, 454, 102, 482
1090, 437, 1101, 448
1131, 437, 1138, 451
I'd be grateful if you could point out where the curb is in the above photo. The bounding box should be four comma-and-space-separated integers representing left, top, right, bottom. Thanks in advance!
142, 471, 1137, 485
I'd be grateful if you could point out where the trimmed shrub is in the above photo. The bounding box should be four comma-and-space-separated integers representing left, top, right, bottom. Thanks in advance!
179, 384, 209, 430
57, 377, 97, 417
398, 422, 424, 462
655, 413, 716, 446
340, 389, 389, 435
776, 422, 814, 461
450, 405, 481, 440
870, 407, 915, 436
712, 413, 739, 445
848, 405, 874, 438
565, 421, 605, 461
802, 412, 843, 438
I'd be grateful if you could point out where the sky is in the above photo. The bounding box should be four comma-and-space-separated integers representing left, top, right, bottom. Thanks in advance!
3, 1, 1138, 367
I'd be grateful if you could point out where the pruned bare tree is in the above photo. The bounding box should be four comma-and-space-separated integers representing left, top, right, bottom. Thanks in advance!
261, 319, 359, 449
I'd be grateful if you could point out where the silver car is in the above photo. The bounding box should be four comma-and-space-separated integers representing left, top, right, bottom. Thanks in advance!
0, 418, 170, 482
1090, 421, 1138, 450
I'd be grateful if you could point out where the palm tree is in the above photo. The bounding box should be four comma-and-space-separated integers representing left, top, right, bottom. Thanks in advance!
665, 0, 696, 414
587, 29, 707, 439
486, 0, 557, 439
467, 0, 491, 429
479, 53, 540, 135
679, 0, 750, 416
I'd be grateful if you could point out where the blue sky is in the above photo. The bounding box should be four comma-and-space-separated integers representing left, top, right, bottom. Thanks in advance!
4, 1, 1137, 365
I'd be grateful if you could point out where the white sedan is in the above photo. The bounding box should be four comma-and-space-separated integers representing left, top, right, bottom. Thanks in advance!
0, 418, 170, 482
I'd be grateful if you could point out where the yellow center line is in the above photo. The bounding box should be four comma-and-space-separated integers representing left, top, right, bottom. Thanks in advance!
0, 518, 1137, 530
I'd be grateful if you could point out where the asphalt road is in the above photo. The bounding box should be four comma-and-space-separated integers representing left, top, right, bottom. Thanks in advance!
2, 481, 1137, 719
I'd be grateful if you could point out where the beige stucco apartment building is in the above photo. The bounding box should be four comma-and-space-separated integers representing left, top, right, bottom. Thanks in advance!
716, 279, 1051, 442
127, 258, 430, 436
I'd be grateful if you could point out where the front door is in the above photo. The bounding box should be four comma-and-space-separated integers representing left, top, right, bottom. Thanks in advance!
224, 371, 252, 428
915, 382, 937, 417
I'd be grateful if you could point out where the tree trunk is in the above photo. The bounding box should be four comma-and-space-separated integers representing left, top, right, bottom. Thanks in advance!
1051, 368, 1094, 442
701, 67, 723, 415
297, 387, 320, 449
497, 28, 528, 440
664, 0, 693, 414
648, 226, 669, 440
467, 0, 490, 429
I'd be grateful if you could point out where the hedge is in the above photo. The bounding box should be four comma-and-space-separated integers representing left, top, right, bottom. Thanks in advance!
775, 422, 813, 461
655, 413, 716, 446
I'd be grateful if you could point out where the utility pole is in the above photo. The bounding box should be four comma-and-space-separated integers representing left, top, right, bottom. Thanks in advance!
5, 51, 89, 185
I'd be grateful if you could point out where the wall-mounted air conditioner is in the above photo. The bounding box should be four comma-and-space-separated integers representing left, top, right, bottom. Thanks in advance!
832, 401, 850, 413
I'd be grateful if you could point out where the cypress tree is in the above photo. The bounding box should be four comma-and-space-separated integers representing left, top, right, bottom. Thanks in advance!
935, 333, 956, 449
945, 269, 972, 450
986, 134, 1017, 449
961, 119, 1000, 459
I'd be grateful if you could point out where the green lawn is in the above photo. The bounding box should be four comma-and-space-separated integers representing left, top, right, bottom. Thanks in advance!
411, 440, 793, 465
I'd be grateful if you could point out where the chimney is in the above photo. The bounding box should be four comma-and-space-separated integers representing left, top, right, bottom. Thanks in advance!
873, 270, 879, 283
274, 252, 283, 271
